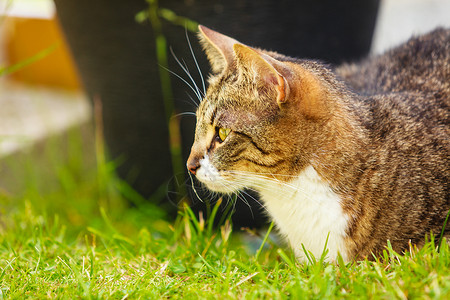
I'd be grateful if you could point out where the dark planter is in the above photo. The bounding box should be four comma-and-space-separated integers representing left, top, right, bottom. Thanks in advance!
54, 0, 379, 226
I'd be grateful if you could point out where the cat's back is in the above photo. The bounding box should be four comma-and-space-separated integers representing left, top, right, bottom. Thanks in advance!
338, 28, 450, 98
338, 27, 449, 142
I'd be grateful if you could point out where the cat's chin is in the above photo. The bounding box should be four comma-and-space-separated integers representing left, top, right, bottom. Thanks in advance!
201, 180, 242, 194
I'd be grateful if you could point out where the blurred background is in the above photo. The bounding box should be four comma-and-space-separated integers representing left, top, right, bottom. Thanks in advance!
0, 0, 449, 226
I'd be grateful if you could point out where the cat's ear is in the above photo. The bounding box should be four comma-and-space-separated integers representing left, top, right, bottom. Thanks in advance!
233, 44, 289, 106
198, 25, 239, 74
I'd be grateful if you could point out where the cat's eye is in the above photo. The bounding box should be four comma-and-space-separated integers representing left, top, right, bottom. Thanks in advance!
218, 127, 231, 142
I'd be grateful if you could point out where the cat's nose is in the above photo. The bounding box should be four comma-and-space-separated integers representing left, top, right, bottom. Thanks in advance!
187, 156, 201, 175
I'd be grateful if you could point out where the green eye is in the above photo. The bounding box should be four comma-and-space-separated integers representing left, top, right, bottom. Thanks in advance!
218, 127, 231, 142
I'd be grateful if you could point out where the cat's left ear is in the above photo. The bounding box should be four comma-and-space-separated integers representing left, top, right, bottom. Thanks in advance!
198, 25, 239, 74
233, 44, 289, 106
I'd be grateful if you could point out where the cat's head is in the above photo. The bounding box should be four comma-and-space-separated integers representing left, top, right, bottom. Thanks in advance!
186, 25, 339, 193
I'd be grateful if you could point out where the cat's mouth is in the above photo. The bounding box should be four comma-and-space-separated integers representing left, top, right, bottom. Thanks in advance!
188, 154, 243, 194
196, 156, 241, 194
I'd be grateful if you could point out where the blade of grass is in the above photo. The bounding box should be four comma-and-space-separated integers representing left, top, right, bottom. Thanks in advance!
198, 254, 224, 279
255, 221, 274, 261
183, 203, 203, 236
438, 208, 450, 252
0, 43, 59, 76
217, 194, 237, 226
206, 198, 222, 237
301, 244, 315, 265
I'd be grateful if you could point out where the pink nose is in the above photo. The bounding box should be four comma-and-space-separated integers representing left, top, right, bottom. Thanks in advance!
187, 156, 200, 175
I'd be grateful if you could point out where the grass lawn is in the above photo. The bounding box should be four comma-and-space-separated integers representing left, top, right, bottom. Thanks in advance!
0, 126, 449, 299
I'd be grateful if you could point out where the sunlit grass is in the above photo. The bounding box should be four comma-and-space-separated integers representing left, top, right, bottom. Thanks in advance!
0, 125, 449, 299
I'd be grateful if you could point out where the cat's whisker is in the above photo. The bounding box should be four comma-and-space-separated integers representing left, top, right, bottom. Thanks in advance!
227, 169, 301, 179
226, 175, 323, 206
169, 47, 203, 101
160, 64, 202, 102
237, 192, 255, 218
224, 170, 299, 190
173, 111, 196, 118
237, 189, 268, 213
185, 92, 200, 107
221, 170, 284, 187
233, 192, 243, 210
187, 168, 204, 203
181, 57, 205, 98
185, 28, 206, 95
225, 169, 335, 201
192, 173, 268, 215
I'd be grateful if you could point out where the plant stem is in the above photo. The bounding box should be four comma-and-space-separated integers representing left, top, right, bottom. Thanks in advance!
147, 0, 186, 201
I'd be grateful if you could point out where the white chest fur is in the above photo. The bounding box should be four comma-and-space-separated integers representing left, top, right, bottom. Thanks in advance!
258, 166, 349, 262
196, 154, 350, 262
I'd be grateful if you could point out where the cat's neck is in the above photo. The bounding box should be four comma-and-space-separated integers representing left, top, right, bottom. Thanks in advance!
257, 165, 350, 261
290, 62, 371, 198
312, 113, 369, 197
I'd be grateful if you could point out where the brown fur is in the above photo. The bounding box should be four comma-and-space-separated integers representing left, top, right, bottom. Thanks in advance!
188, 26, 450, 260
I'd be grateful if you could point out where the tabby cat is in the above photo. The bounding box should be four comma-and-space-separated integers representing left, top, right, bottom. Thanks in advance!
186, 25, 450, 262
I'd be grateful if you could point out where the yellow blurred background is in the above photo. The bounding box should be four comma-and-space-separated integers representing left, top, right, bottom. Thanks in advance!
1, 0, 80, 89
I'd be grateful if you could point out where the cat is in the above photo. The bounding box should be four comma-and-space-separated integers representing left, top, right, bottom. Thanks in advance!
186, 25, 450, 262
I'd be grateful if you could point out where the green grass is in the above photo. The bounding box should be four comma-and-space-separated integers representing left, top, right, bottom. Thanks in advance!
0, 126, 449, 299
